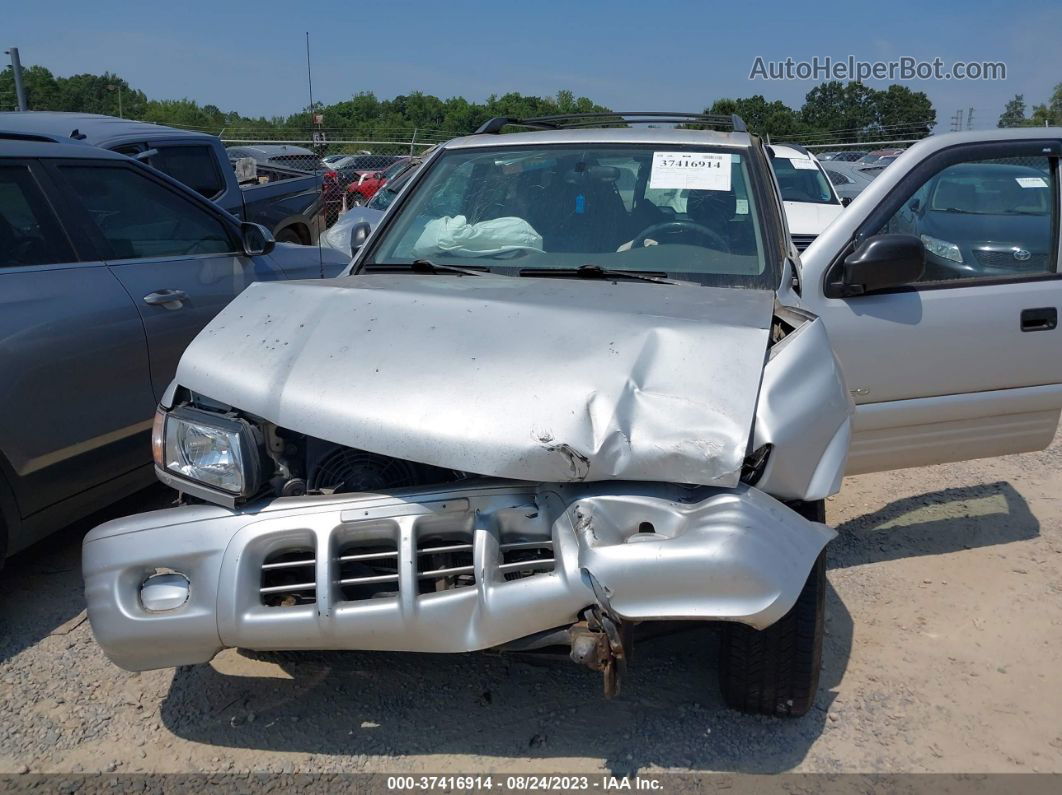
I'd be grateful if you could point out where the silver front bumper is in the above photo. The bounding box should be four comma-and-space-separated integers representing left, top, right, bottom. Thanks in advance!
83, 481, 834, 671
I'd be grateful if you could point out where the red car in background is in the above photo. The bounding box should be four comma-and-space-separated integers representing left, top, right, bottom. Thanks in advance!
346, 157, 411, 207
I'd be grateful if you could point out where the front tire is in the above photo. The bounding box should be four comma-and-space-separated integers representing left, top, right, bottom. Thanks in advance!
275, 227, 304, 245
718, 502, 826, 717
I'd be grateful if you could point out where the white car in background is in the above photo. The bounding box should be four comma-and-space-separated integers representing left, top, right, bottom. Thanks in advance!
769, 143, 846, 253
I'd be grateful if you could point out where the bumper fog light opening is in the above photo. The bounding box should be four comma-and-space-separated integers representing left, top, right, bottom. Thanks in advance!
140, 571, 191, 612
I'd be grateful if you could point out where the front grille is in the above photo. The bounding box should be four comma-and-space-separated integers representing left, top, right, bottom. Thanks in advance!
259, 525, 555, 606
337, 540, 400, 601
974, 249, 1048, 272
791, 234, 817, 252
499, 540, 555, 581
260, 548, 316, 606
417, 533, 475, 593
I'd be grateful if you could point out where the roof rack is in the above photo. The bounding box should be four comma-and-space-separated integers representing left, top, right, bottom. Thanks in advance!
474, 112, 748, 135
0, 130, 61, 143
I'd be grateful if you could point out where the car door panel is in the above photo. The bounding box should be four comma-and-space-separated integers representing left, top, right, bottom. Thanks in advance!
845, 383, 1062, 475
0, 161, 156, 521
799, 131, 1062, 474
47, 160, 287, 401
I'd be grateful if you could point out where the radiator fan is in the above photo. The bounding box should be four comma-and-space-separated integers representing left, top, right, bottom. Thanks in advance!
309, 448, 423, 494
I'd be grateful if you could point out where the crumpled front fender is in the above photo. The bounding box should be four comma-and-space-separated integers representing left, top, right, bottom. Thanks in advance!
564, 485, 834, 628
84, 481, 834, 671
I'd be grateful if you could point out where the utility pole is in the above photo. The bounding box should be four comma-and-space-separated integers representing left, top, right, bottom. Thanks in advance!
5, 47, 27, 111
967, 107, 974, 130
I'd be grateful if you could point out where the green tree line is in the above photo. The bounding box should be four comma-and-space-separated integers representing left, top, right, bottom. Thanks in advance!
2, 62, 938, 144
998, 84, 1062, 127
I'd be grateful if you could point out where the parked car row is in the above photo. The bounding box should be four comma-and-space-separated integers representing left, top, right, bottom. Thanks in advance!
4, 110, 1060, 724
0, 114, 328, 245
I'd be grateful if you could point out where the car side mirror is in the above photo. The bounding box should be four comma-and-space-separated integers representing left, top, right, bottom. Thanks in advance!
350, 221, 372, 254
373, 171, 384, 180
841, 233, 925, 296
908, 198, 921, 213
841, 196, 852, 207
240, 222, 275, 256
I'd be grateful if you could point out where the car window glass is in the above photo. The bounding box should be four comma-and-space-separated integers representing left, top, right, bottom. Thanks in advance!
150, 146, 225, 198
0, 165, 76, 267
824, 169, 851, 185
876, 155, 1057, 283
61, 165, 234, 260
369, 145, 770, 288
771, 157, 836, 204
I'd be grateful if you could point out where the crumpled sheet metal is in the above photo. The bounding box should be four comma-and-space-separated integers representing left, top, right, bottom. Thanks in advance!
176, 274, 776, 487
752, 312, 855, 501
83, 481, 835, 670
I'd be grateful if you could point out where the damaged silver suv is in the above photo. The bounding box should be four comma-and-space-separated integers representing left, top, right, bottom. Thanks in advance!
83, 113, 1062, 717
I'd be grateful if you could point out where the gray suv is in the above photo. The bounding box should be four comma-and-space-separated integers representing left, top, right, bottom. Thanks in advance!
0, 134, 348, 563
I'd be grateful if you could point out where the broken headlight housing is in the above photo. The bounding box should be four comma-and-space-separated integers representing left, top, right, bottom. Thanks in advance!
153, 406, 262, 496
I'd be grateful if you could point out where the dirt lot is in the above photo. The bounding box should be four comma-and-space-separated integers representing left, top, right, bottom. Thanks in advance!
1, 436, 1061, 775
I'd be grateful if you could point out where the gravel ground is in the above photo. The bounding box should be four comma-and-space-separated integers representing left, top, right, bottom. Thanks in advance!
1, 438, 1061, 775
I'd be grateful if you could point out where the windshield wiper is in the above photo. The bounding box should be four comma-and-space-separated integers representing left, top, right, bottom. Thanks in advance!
363, 260, 495, 276
519, 264, 698, 286
411, 259, 493, 276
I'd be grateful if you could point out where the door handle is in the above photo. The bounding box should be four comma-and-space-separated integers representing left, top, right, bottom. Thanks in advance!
143, 289, 189, 307
1021, 307, 1057, 332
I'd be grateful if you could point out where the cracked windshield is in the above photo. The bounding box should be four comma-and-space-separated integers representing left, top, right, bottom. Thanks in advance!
367, 144, 771, 286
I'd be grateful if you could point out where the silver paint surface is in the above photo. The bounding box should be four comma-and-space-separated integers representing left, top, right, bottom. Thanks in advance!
176, 275, 775, 487
83, 481, 834, 671
752, 311, 854, 501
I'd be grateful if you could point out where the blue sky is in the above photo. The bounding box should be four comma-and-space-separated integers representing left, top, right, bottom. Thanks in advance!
7, 0, 1062, 130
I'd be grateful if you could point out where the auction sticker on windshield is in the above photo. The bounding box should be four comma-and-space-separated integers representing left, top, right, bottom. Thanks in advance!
649, 151, 731, 191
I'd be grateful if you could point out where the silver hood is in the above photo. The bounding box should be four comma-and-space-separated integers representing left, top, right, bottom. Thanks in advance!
176, 274, 775, 486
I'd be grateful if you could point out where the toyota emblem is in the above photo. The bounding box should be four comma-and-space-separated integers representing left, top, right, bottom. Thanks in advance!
1013, 248, 1032, 261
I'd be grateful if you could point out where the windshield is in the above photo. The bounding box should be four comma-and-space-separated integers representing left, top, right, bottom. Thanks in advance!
929, 166, 1051, 215
365, 144, 771, 287
771, 156, 836, 205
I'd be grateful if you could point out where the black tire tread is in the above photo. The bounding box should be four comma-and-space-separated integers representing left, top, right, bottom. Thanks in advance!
718, 502, 826, 717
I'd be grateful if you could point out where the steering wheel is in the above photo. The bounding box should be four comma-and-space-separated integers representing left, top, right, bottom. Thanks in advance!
630, 220, 729, 251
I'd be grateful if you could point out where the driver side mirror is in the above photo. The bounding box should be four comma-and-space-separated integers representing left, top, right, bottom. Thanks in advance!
841, 196, 852, 207
841, 233, 925, 296
908, 198, 921, 213
349, 221, 372, 255
373, 171, 384, 180
240, 222, 275, 256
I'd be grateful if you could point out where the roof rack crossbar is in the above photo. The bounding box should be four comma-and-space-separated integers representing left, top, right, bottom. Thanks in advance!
474, 117, 561, 135
475, 112, 747, 135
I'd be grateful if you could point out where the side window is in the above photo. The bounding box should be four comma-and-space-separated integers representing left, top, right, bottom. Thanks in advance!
824, 169, 851, 185
60, 165, 235, 260
877, 155, 1058, 283
0, 165, 76, 267
150, 146, 225, 198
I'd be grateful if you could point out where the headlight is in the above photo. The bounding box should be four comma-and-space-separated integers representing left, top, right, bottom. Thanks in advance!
154, 406, 261, 495
920, 234, 963, 263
